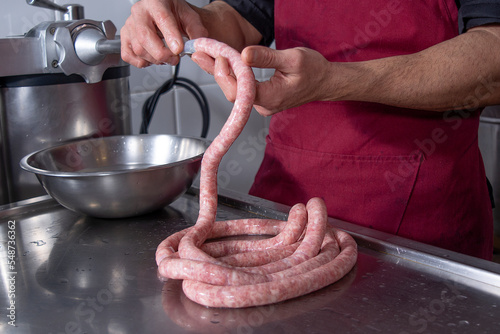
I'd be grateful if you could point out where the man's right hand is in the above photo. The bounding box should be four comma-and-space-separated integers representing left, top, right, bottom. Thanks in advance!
120, 0, 208, 68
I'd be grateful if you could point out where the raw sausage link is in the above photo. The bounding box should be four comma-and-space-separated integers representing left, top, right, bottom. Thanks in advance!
156, 38, 357, 308
182, 228, 357, 308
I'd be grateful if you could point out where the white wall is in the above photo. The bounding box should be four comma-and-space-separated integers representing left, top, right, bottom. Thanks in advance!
1, 0, 270, 194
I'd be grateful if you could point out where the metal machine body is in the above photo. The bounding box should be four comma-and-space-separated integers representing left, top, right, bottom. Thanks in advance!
0, 0, 131, 204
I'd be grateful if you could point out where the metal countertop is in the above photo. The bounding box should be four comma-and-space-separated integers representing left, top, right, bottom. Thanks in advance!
1, 188, 499, 333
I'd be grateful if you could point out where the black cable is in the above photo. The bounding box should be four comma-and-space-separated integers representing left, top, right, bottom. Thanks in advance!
140, 61, 210, 138
175, 78, 210, 138
140, 64, 180, 134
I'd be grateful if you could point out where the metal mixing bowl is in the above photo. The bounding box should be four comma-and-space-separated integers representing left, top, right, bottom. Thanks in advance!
20, 134, 210, 218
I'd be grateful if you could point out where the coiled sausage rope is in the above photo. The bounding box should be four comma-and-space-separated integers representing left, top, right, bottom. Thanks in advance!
156, 38, 357, 308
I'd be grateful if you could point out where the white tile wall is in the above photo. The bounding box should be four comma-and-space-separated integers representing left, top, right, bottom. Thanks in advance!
1, 0, 269, 194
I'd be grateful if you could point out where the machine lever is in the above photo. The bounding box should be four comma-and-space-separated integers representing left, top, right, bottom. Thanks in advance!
26, 0, 67, 13
27, 0, 84, 20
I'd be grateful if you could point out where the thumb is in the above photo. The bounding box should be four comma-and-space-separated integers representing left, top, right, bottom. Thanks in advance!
242, 46, 284, 69
183, 16, 209, 40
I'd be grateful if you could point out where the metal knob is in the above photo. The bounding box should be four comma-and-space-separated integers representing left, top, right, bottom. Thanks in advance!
52, 20, 123, 83
26, 0, 84, 20
73, 26, 121, 65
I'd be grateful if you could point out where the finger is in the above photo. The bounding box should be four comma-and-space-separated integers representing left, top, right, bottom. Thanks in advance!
130, 4, 175, 63
254, 105, 276, 117
129, 36, 166, 65
120, 24, 154, 68
154, 21, 183, 55
253, 76, 288, 114
179, 3, 209, 40
191, 52, 215, 75
242, 46, 292, 71
214, 57, 237, 102
254, 80, 284, 116
121, 46, 152, 68
142, 1, 184, 55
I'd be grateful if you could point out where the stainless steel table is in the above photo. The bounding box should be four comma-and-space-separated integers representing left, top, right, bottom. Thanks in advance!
1, 188, 499, 333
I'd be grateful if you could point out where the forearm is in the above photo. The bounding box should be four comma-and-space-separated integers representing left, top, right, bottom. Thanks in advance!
330, 25, 500, 111
194, 1, 262, 51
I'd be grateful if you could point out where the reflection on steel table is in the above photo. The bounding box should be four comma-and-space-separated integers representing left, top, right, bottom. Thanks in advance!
0, 190, 499, 333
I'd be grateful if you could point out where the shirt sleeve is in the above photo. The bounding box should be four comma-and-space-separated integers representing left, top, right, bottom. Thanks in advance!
457, 0, 500, 33
213, 0, 275, 46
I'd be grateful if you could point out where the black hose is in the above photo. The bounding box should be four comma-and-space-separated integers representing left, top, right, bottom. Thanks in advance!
174, 78, 210, 138
140, 61, 210, 138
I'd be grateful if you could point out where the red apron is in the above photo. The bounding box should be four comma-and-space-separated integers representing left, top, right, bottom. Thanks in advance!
249, 0, 494, 259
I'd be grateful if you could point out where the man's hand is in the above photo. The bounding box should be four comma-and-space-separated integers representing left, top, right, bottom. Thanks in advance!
121, 0, 262, 69
121, 0, 208, 68
193, 46, 339, 116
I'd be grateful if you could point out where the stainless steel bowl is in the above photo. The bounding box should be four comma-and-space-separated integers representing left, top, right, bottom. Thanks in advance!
20, 134, 210, 218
